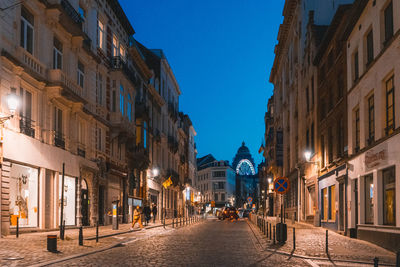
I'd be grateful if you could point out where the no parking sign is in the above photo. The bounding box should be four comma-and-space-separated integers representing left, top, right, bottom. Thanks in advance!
273, 177, 290, 195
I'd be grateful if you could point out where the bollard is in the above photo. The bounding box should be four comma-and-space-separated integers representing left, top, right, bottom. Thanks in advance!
273, 225, 276, 244
96, 222, 99, 243
266, 222, 269, 238
325, 230, 328, 255
293, 227, 296, 250
396, 251, 400, 267
16, 217, 19, 238
180, 217, 182, 227
79, 226, 83, 246
47, 235, 57, 252
374, 257, 379, 267
269, 223, 272, 240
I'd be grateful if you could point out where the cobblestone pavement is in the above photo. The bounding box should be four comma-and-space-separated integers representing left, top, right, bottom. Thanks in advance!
0, 218, 178, 267
250, 216, 397, 266
55, 218, 308, 267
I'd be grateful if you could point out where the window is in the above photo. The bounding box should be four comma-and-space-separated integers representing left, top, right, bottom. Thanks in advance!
127, 93, 132, 121
355, 108, 360, 152
321, 185, 335, 221
383, 166, 395, 225
385, 76, 395, 135
97, 20, 105, 50
19, 88, 33, 137
221, 194, 225, 201
321, 135, 325, 167
120, 45, 126, 60
53, 37, 62, 69
328, 127, 333, 163
77, 61, 84, 88
20, 6, 34, 54
366, 30, 374, 66
54, 107, 63, 135
212, 171, 225, 177
214, 194, 218, 201
367, 94, 375, 143
78, 6, 86, 33
96, 127, 103, 151
143, 121, 147, 149
119, 85, 124, 115
112, 35, 118, 57
311, 122, 315, 154
354, 51, 359, 82
364, 174, 374, 224
384, 1, 394, 44
97, 73, 103, 105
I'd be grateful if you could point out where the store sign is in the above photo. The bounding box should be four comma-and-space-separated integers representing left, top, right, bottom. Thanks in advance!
365, 145, 388, 171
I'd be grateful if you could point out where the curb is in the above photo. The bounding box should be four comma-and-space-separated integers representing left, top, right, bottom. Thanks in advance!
246, 220, 396, 267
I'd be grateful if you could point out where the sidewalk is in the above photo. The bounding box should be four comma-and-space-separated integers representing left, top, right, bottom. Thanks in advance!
249, 215, 397, 265
0, 217, 199, 266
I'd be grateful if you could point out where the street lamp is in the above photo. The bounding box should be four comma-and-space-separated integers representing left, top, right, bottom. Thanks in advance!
303, 150, 319, 166
0, 93, 19, 124
151, 167, 159, 177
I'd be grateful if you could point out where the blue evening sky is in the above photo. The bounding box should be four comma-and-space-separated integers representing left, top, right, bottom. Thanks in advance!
120, 0, 284, 166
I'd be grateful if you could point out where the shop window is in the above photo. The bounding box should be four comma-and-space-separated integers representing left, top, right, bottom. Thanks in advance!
322, 188, 328, 220
59, 175, 76, 226
329, 185, 336, 220
383, 166, 396, 225
10, 163, 38, 227
364, 174, 374, 224
20, 6, 34, 54
385, 76, 395, 135
321, 185, 335, 221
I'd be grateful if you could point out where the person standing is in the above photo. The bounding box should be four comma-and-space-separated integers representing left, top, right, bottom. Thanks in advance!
143, 205, 151, 226
152, 204, 158, 223
131, 206, 143, 230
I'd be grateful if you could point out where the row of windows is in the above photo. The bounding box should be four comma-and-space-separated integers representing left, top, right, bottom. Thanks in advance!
352, 1, 394, 83
353, 75, 395, 153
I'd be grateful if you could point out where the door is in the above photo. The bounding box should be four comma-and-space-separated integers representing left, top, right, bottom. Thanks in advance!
339, 183, 344, 231
98, 186, 105, 225
355, 179, 358, 227
81, 189, 89, 226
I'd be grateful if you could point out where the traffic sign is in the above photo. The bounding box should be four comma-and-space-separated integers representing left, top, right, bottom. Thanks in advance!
273, 177, 290, 194
247, 197, 253, 203
211, 201, 215, 207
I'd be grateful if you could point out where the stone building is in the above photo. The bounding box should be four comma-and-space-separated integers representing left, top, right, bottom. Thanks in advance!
345, 0, 400, 251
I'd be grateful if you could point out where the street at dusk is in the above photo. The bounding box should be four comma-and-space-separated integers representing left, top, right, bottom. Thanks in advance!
1, 0, 400, 266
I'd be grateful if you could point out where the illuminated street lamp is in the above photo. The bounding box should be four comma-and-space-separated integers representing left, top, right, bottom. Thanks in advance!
304, 150, 312, 162
0, 93, 19, 124
152, 167, 159, 177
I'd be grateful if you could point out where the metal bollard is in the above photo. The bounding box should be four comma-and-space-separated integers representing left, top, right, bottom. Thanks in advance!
180, 217, 182, 226
79, 226, 83, 246
273, 225, 276, 244
266, 222, 269, 238
96, 221, 99, 243
396, 251, 400, 267
325, 230, 328, 254
47, 235, 57, 252
172, 218, 174, 228
269, 223, 272, 240
16, 217, 19, 238
293, 227, 296, 250
374, 257, 379, 267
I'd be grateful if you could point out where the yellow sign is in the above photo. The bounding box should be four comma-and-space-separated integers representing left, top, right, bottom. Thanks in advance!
211, 201, 215, 207
162, 176, 173, 189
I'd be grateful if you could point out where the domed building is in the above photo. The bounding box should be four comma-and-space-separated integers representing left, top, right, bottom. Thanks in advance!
232, 142, 259, 209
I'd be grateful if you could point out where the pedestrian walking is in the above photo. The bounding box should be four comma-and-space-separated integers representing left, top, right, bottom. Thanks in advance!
143, 205, 151, 226
152, 204, 158, 223
131, 206, 143, 230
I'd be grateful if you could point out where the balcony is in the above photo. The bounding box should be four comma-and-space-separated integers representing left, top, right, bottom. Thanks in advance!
168, 135, 179, 154
47, 69, 86, 103
110, 113, 135, 140
54, 131, 65, 149
111, 56, 137, 86
47, 0, 84, 37
16, 47, 47, 80
168, 103, 178, 122
135, 102, 149, 120
19, 116, 35, 138
127, 143, 150, 169
77, 143, 86, 158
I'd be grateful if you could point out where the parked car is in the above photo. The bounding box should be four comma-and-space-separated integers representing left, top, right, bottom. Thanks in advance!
242, 209, 251, 218
220, 207, 239, 220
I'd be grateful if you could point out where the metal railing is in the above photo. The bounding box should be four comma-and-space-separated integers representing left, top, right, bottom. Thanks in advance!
19, 116, 35, 138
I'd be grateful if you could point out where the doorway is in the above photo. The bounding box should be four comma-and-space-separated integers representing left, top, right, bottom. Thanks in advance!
98, 185, 105, 225
339, 182, 344, 231
81, 179, 89, 226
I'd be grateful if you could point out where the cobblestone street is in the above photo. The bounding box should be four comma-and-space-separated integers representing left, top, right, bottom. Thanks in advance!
52, 218, 307, 267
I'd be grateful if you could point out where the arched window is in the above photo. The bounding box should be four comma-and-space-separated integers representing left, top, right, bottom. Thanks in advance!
127, 93, 132, 121
119, 85, 124, 115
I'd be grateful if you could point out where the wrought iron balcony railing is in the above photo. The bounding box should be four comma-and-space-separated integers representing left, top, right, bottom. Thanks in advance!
19, 116, 35, 138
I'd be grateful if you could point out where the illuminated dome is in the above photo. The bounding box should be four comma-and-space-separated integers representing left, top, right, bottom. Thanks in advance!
232, 142, 256, 176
